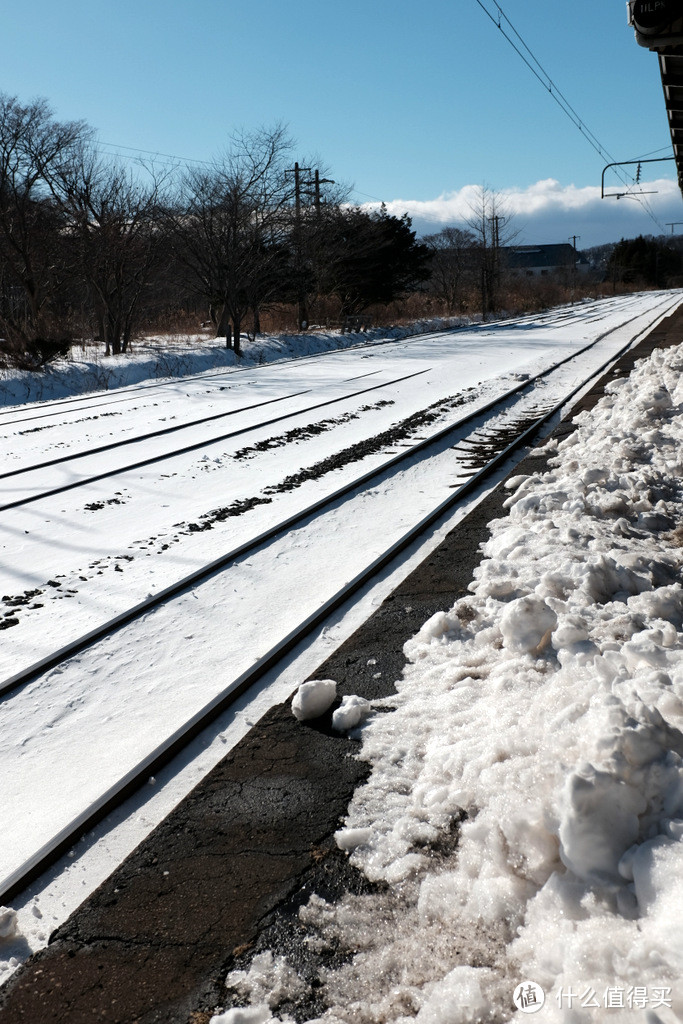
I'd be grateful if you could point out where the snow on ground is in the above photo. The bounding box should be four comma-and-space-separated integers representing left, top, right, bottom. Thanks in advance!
0, 293, 670, 684
2, 295, 683, 1015
211, 338, 683, 1020
0, 318, 470, 409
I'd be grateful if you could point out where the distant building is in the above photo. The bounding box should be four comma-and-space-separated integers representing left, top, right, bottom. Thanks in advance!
504, 243, 590, 277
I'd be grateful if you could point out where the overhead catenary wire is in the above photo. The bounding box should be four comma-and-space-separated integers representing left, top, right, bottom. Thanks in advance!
97, 140, 214, 168
629, 145, 674, 160
472, 0, 666, 233
94, 140, 391, 209
92, 14, 671, 234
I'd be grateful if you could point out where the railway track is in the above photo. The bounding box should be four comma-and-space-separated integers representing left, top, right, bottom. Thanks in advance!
0, 292, 679, 905
0, 292, 644, 432
2, 291, 675, 697
0, 294, 661, 513
0, 369, 430, 510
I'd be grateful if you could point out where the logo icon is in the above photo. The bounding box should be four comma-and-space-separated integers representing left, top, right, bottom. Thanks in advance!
513, 981, 545, 1014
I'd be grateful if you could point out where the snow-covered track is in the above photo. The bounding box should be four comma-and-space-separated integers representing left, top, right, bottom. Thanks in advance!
0, 368, 430, 511
0, 297, 664, 515
1, 294, 679, 904
0, 293, 641, 430
1, 294, 674, 700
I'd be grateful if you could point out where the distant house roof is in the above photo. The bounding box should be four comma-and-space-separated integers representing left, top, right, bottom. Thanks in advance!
504, 243, 578, 270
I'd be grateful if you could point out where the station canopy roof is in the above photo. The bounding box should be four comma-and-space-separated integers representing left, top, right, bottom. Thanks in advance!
659, 50, 683, 193
628, 2, 683, 193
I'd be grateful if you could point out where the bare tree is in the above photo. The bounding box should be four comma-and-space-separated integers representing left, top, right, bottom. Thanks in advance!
466, 186, 517, 318
423, 226, 477, 313
0, 94, 90, 365
51, 148, 168, 355
169, 125, 294, 355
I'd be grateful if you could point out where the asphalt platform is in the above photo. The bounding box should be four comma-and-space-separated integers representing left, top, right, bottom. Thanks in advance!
2, 304, 683, 1023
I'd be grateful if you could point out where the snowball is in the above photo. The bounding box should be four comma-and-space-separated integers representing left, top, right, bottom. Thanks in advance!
0, 907, 19, 941
291, 679, 336, 721
499, 595, 557, 653
209, 1006, 272, 1024
332, 695, 372, 732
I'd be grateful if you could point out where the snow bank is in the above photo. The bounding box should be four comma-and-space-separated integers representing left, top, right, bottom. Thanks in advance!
216, 341, 683, 1022
325, 343, 683, 1020
0, 318, 468, 408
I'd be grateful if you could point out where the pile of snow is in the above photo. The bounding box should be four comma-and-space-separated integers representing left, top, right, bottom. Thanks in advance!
218, 341, 683, 1022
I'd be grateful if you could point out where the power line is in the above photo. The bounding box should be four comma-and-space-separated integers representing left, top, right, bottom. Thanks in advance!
629, 145, 674, 160
473, 0, 666, 232
97, 140, 214, 169
473, 0, 619, 164
350, 187, 386, 204
96, 144, 387, 204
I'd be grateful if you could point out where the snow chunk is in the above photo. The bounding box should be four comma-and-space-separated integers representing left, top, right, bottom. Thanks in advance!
334, 827, 373, 852
558, 767, 647, 883
414, 966, 498, 1023
332, 695, 372, 732
291, 679, 336, 721
0, 908, 19, 941
499, 595, 557, 654
226, 951, 305, 1010
630, 835, 683, 947
209, 1006, 273, 1024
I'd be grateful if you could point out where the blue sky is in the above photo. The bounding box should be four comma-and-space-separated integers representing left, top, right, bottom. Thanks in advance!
4, 0, 683, 247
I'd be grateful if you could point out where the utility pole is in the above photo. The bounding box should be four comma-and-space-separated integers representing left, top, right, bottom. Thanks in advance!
285, 162, 311, 330
285, 163, 335, 329
313, 169, 335, 215
569, 235, 580, 304
666, 222, 683, 234
492, 215, 500, 251
489, 214, 505, 313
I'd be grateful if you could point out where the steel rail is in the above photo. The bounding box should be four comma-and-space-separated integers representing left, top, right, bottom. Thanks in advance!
0, 293, 664, 511
0, 387, 314, 481
0, 367, 416, 482
1, 294, 677, 704
0, 295, 679, 902
0, 368, 431, 513
1, 296, 678, 903
0, 320, 495, 426
0, 294, 638, 428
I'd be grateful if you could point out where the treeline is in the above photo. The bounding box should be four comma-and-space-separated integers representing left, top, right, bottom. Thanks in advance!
607, 235, 683, 287
4, 93, 676, 370
0, 95, 433, 367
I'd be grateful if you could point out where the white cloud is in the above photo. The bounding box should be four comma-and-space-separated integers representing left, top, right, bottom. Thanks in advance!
362, 178, 683, 249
